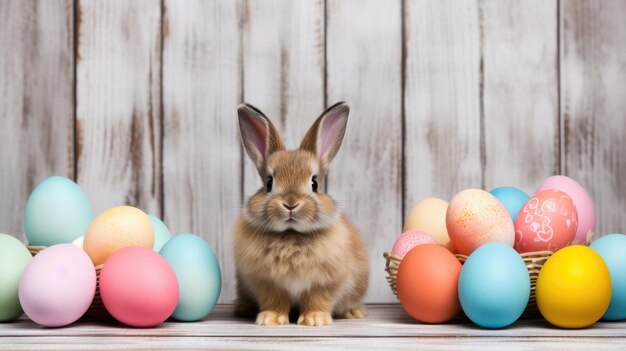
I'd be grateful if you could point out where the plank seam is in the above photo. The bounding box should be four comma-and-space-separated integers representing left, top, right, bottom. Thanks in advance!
159, 0, 166, 219
72, 0, 79, 182
478, 1, 486, 190
557, 0, 564, 175
400, 0, 406, 225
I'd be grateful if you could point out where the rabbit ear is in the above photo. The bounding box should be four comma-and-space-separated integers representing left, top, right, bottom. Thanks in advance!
238, 103, 285, 173
300, 102, 349, 167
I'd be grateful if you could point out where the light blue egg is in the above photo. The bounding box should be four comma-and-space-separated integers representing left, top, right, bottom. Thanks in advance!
459, 243, 530, 329
149, 215, 172, 252
489, 186, 529, 222
590, 234, 626, 321
160, 233, 222, 321
24, 176, 94, 246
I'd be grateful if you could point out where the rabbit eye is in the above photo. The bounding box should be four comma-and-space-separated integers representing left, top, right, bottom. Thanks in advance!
311, 175, 318, 192
266, 176, 273, 192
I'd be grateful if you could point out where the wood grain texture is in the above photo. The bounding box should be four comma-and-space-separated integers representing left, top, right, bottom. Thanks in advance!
481, 0, 559, 192
326, 0, 402, 303
75, 0, 162, 215
162, 0, 242, 303
2, 336, 626, 351
2, 305, 626, 351
0, 0, 74, 241
404, 1, 482, 213
241, 0, 325, 196
561, 0, 626, 235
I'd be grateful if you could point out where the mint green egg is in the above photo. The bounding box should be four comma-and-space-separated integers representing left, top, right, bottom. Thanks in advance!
149, 215, 172, 252
160, 233, 222, 321
0, 234, 32, 321
24, 176, 94, 246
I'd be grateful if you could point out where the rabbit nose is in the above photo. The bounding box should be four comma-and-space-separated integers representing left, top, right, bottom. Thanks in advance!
283, 203, 300, 211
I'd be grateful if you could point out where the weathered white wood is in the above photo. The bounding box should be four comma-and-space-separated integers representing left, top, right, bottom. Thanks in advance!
326, 0, 402, 303
0, 0, 74, 241
162, 0, 242, 303
0, 304, 626, 342
481, 0, 559, 192
561, 1, 626, 235
241, 0, 325, 196
75, 0, 162, 215
1, 336, 625, 351
404, 1, 482, 211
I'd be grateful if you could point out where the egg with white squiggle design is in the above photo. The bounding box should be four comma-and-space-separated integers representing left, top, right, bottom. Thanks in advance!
514, 189, 578, 253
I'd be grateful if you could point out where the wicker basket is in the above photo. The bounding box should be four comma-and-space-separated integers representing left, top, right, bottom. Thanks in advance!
26, 245, 107, 317
384, 249, 553, 317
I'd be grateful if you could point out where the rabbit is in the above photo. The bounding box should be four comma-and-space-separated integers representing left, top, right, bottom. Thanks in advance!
232, 102, 370, 326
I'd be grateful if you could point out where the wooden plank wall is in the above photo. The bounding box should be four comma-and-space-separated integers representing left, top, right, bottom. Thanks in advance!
1, 0, 625, 303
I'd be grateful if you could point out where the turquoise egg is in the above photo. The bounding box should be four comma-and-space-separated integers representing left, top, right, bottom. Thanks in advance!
590, 234, 626, 321
489, 186, 529, 222
0, 234, 33, 322
149, 215, 172, 252
459, 243, 530, 328
159, 233, 222, 321
24, 176, 94, 246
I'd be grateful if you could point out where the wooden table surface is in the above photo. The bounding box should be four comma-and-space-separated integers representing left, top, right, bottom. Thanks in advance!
1, 304, 625, 350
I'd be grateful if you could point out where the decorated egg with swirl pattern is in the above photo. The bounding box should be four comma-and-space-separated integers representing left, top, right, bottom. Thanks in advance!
514, 189, 578, 253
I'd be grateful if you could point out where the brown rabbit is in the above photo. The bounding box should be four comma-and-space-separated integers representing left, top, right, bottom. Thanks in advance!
233, 102, 369, 326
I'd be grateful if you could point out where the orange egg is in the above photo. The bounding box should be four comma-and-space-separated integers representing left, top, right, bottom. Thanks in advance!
397, 244, 462, 323
83, 206, 154, 266
447, 189, 515, 256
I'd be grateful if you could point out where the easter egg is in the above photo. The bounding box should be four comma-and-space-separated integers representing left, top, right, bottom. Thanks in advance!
446, 189, 515, 256
160, 234, 222, 321
514, 189, 578, 253
536, 245, 611, 328
83, 206, 154, 266
489, 187, 530, 222
149, 215, 172, 252
18, 244, 96, 327
391, 230, 437, 258
397, 244, 461, 323
99, 247, 178, 327
72, 235, 84, 248
24, 176, 94, 246
0, 234, 32, 322
458, 243, 530, 328
537, 175, 595, 244
590, 234, 626, 321
404, 198, 450, 245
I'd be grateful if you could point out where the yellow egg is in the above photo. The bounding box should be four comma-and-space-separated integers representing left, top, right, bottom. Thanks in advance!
83, 206, 154, 266
536, 245, 612, 328
404, 198, 449, 245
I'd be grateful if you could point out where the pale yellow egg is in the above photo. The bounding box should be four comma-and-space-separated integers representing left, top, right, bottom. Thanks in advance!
83, 206, 154, 266
404, 198, 450, 245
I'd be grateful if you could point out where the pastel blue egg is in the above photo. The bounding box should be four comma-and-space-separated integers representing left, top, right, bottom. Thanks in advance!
489, 187, 529, 222
160, 233, 222, 321
24, 176, 94, 246
149, 215, 172, 252
590, 234, 626, 321
459, 243, 530, 328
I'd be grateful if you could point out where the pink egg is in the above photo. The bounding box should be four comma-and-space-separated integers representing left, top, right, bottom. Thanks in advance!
19, 244, 96, 327
391, 230, 437, 258
514, 189, 578, 253
99, 247, 179, 327
537, 175, 595, 244
447, 189, 515, 256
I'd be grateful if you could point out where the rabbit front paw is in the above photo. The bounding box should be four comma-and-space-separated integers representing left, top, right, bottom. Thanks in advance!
340, 307, 368, 319
255, 310, 289, 326
297, 311, 333, 326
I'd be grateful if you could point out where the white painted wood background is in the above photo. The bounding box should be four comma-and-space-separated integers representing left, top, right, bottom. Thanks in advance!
0, 0, 625, 304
